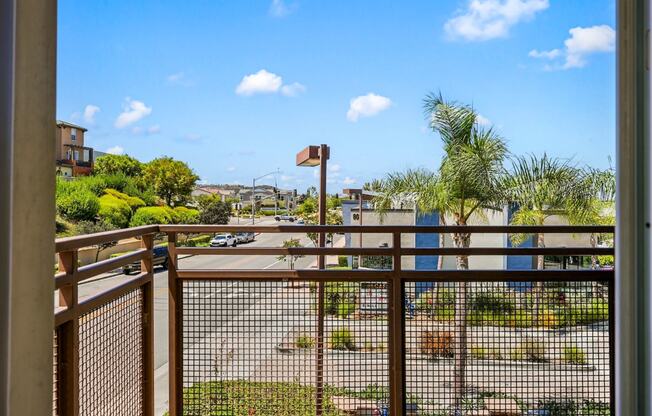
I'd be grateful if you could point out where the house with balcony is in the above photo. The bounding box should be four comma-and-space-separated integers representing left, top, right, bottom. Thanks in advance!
55, 120, 94, 177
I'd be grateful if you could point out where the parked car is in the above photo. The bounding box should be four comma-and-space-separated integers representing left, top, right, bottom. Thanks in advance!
296, 219, 305, 225
235, 232, 255, 243
122, 245, 168, 275
210, 233, 237, 247
274, 215, 295, 222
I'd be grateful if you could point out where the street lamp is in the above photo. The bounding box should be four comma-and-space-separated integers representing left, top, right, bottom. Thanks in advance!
296, 144, 329, 416
251, 169, 280, 224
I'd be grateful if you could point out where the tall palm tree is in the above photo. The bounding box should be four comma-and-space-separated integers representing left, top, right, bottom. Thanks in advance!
375, 93, 507, 411
504, 154, 592, 322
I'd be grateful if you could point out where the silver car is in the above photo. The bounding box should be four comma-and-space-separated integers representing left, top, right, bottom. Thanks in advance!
210, 233, 237, 247
235, 232, 255, 244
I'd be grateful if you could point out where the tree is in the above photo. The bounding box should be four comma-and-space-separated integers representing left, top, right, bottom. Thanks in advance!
374, 93, 507, 411
197, 195, 231, 225
277, 238, 304, 270
75, 220, 117, 262
141, 157, 199, 206
504, 154, 593, 322
94, 154, 143, 177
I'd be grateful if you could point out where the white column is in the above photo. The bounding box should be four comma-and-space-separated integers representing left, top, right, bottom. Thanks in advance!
0, 1, 57, 415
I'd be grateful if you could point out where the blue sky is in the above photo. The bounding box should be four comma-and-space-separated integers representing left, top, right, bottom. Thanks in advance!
57, 0, 616, 193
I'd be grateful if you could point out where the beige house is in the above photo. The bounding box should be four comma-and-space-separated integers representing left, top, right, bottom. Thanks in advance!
55, 120, 93, 177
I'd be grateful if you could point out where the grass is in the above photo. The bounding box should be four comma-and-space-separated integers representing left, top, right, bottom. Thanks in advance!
173, 381, 390, 416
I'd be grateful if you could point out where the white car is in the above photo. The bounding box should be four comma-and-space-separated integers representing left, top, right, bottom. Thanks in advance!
210, 233, 237, 247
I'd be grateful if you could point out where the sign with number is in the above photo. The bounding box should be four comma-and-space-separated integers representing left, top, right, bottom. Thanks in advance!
359, 282, 388, 313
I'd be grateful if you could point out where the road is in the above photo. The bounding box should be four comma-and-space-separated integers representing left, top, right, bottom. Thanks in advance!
75, 218, 322, 415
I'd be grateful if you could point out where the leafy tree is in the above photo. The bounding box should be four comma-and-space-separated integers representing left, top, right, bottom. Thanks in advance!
374, 93, 507, 411
196, 195, 231, 225
174, 206, 200, 224
94, 154, 143, 177
277, 239, 304, 270
75, 220, 117, 262
363, 179, 384, 192
142, 157, 199, 206
295, 197, 317, 217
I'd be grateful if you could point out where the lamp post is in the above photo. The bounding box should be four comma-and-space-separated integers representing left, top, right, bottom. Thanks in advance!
251, 169, 280, 224
296, 144, 329, 415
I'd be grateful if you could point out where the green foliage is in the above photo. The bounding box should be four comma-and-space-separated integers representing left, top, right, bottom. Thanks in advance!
294, 335, 315, 349
142, 156, 199, 206
597, 255, 614, 267
178, 234, 212, 247
510, 337, 547, 362
323, 282, 358, 317
173, 206, 200, 224
470, 291, 515, 314
329, 328, 356, 351
129, 206, 173, 227
56, 188, 100, 221
337, 256, 349, 267
196, 195, 231, 225
98, 194, 132, 228
277, 238, 304, 269
104, 188, 146, 211
295, 197, 317, 216
94, 154, 143, 177
562, 344, 587, 365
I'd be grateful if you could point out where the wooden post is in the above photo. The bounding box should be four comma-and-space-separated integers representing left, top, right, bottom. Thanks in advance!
167, 232, 182, 416
388, 232, 404, 415
315, 144, 329, 416
141, 234, 154, 416
58, 250, 80, 416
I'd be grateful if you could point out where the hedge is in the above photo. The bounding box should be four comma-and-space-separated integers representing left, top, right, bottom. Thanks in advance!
56, 189, 100, 221
130, 206, 174, 226
98, 194, 132, 228
104, 188, 146, 211
174, 206, 200, 224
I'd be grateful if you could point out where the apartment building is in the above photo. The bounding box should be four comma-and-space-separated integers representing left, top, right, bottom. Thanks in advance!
55, 120, 94, 177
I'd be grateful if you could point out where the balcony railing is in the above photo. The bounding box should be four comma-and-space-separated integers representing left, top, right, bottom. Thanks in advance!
53, 224, 614, 416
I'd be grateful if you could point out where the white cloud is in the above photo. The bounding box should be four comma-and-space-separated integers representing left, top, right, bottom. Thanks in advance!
269, 0, 292, 17
235, 69, 305, 97
476, 114, 492, 126
106, 145, 124, 155
280, 82, 306, 97
329, 164, 341, 173
529, 25, 615, 69
342, 177, 356, 185
83, 105, 100, 124
147, 125, 161, 134
166, 72, 193, 86
445, 0, 549, 41
132, 124, 161, 135
347, 93, 392, 122
236, 70, 283, 96
528, 48, 561, 59
114, 98, 152, 128
227, 166, 236, 172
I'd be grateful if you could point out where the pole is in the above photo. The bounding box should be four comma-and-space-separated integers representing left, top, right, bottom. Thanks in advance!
252, 178, 256, 224
315, 144, 328, 416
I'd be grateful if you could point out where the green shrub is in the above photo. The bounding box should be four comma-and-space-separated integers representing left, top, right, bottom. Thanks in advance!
98, 194, 132, 228
329, 328, 356, 351
56, 189, 100, 221
471, 291, 515, 314
510, 337, 547, 362
174, 206, 200, 224
336, 301, 355, 318
324, 282, 358, 317
104, 188, 146, 211
130, 206, 173, 227
562, 344, 587, 365
295, 335, 315, 349
470, 345, 487, 360
338, 256, 349, 268
179, 234, 212, 247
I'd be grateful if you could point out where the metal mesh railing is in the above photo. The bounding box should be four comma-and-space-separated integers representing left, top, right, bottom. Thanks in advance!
404, 279, 612, 415
78, 287, 145, 415
53, 329, 59, 416
180, 280, 391, 415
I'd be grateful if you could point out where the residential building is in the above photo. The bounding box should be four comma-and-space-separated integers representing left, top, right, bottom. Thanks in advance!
55, 120, 94, 177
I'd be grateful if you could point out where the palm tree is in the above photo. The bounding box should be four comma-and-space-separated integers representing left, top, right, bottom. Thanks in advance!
374, 93, 508, 411
504, 154, 592, 323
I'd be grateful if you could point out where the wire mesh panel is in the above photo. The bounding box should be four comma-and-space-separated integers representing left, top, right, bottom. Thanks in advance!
78, 288, 145, 416
404, 279, 612, 415
323, 281, 390, 414
181, 280, 318, 415
53, 329, 59, 416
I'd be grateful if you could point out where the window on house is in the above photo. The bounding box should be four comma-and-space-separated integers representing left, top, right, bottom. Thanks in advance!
70, 128, 76, 141
74, 150, 79, 161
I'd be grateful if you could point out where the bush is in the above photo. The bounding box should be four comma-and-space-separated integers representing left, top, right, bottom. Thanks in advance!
197, 195, 231, 224
561, 344, 587, 365
419, 330, 453, 358
98, 194, 132, 228
130, 206, 173, 227
329, 328, 356, 351
174, 206, 200, 224
324, 282, 358, 317
104, 188, 146, 211
471, 291, 515, 314
179, 234, 212, 247
510, 337, 547, 362
294, 335, 315, 349
56, 189, 100, 221
337, 256, 349, 267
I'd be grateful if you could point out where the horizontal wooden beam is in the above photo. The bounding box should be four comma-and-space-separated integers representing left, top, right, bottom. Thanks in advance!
55, 226, 159, 252
54, 249, 148, 289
